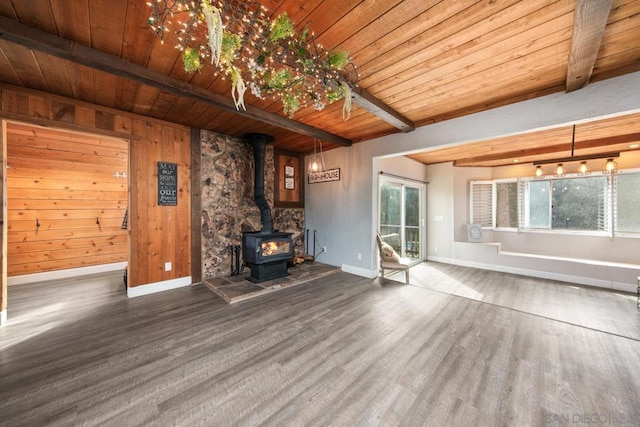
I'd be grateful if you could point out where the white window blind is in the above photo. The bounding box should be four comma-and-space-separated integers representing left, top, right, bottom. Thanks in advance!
470, 181, 493, 228
606, 174, 614, 237
517, 178, 530, 232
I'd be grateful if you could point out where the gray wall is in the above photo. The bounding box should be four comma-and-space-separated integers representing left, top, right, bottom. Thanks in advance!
304, 72, 640, 288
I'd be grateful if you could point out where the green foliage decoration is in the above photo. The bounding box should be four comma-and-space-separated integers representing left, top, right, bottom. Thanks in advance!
326, 51, 350, 70
269, 12, 295, 42
182, 48, 203, 73
266, 69, 293, 90
220, 32, 242, 65
148, 0, 358, 119
326, 86, 346, 103
282, 92, 301, 118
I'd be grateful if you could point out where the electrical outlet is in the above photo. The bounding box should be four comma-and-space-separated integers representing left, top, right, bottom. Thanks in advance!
322, 246, 327, 254
357, 253, 362, 260
165, 262, 172, 271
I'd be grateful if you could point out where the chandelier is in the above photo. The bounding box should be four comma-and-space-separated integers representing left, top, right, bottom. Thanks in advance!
533, 125, 620, 178
147, 0, 358, 119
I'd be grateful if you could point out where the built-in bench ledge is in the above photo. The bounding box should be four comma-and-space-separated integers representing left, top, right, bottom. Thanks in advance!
444, 241, 639, 293
483, 241, 640, 270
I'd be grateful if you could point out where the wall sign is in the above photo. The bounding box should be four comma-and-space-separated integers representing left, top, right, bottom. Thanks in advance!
158, 161, 178, 206
308, 168, 341, 184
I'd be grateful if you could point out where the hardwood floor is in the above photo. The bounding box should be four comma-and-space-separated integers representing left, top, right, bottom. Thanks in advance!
1, 264, 639, 426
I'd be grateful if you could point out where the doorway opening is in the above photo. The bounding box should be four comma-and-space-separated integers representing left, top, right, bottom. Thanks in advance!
3, 120, 129, 293
378, 174, 426, 265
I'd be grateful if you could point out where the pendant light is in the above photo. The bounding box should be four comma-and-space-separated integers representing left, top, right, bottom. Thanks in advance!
577, 161, 590, 175
534, 165, 544, 178
308, 138, 326, 174
554, 164, 565, 177
603, 158, 618, 174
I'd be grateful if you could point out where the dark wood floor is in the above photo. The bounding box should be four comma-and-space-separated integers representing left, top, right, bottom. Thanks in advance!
1, 263, 639, 426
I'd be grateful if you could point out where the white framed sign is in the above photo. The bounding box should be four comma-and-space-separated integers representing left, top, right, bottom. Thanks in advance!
467, 223, 483, 242
309, 168, 341, 184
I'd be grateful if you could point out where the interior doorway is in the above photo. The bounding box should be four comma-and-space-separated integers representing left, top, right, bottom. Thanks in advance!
378, 174, 426, 265
2, 120, 129, 289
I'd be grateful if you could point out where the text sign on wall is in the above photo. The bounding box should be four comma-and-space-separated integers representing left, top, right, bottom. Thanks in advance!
308, 168, 341, 184
158, 162, 178, 206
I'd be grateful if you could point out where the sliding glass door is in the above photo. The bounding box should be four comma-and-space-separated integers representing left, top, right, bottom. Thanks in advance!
378, 176, 425, 264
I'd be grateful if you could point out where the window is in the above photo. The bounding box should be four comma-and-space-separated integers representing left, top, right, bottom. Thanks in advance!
524, 176, 608, 231
496, 181, 518, 228
470, 180, 517, 229
551, 177, 607, 231
469, 170, 639, 237
615, 172, 640, 234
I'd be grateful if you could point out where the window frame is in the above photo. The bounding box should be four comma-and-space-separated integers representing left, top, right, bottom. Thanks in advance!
613, 170, 640, 238
469, 168, 640, 238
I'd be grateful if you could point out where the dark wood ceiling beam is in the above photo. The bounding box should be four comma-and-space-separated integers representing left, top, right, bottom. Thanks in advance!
453, 132, 640, 167
565, 0, 613, 92
352, 87, 415, 132
0, 16, 352, 147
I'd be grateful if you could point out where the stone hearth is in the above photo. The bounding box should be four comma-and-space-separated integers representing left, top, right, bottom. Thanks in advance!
204, 262, 340, 303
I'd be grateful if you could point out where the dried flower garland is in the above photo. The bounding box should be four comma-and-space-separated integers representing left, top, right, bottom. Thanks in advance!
147, 0, 358, 119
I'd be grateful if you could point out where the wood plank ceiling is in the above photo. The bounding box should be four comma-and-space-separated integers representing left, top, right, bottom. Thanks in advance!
0, 0, 639, 165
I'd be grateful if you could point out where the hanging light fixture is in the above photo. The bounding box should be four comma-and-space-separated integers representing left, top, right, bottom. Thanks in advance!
533, 124, 620, 176
146, 0, 358, 119
577, 161, 591, 175
308, 139, 326, 174
603, 158, 618, 174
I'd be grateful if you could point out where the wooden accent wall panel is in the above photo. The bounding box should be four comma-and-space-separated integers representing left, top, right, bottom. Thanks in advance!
1, 120, 6, 313
128, 121, 191, 287
0, 84, 191, 288
6, 123, 128, 276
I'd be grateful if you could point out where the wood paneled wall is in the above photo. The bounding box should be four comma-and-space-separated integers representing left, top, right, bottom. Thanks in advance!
1, 121, 6, 314
6, 123, 128, 276
0, 84, 191, 289
128, 120, 191, 287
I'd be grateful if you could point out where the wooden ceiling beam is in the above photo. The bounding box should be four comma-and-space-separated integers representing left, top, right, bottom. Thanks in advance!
565, 0, 613, 92
0, 16, 352, 147
352, 87, 415, 132
453, 132, 640, 167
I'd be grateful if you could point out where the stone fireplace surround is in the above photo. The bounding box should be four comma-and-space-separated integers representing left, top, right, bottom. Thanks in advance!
200, 130, 305, 280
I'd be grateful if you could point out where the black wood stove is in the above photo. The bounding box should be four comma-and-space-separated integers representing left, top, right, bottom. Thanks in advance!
242, 133, 293, 283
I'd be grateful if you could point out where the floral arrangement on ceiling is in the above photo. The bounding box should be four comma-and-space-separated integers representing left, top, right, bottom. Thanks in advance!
147, 0, 359, 119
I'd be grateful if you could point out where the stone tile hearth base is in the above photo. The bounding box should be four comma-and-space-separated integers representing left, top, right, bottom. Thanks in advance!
204, 262, 341, 303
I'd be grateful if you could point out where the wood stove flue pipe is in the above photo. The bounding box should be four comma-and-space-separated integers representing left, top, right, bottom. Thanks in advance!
244, 133, 275, 234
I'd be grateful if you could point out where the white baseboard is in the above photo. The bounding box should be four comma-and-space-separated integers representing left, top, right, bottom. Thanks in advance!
127, 276, 192, 298
426, 256, 636, 293
427, 255, 453, 264
8, 262, 127, 286
0, 309, 6, 327
341, 264, 377, 279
